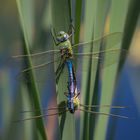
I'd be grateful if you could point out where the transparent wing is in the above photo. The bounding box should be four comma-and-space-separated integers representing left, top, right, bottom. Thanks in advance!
14, 110, 68, 122
79, 108, 129, 119
14, 101, 67, 122
11, 50, 64, 84
11, 32, 124, 84
72, 32, 122, 51
21, 102, 67, 113
12, 49, 60, 58
80, 104, 128, 109
71, 32, 127, 72
73, 48, 128, 73
56, 61, 69, 95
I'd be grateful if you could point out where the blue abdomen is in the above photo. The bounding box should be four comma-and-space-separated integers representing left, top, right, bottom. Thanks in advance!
66, 60, 76, 113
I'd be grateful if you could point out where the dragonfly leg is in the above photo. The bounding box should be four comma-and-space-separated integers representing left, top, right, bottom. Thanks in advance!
51, 27, 60, 46
68, 19, 75, 34
67, 20, 75, 44
55, 61, 65, 83
76, 92, 80, 98
56, 61, 64, 74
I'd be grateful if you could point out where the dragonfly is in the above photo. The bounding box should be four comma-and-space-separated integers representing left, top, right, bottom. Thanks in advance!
14, 59, 129, 122
16, 96, 128, 122
14, 98, 129, 123
12, 28, 126, 84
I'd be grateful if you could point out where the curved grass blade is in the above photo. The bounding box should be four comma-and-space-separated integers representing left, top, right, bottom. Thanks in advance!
118, 0, 140, 71
93, 1, 130, 140
80, 1, 97, 139
108, 0, 140, 139
16, 0, 47, 139
80, 0, 111, 139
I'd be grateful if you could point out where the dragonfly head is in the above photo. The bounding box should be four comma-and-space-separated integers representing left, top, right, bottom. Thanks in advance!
67, 95, 80, 114
73, 96, 80, 110
56, 31, 69, 43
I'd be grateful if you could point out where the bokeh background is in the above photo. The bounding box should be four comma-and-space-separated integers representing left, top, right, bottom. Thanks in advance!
0, 0, 140, 140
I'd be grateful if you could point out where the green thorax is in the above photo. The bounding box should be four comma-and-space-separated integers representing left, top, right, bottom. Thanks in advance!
58, 39, 73, 60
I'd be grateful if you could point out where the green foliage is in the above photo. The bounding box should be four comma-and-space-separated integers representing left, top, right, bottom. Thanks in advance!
16, 0, 47, 140
1, 0, 139, 140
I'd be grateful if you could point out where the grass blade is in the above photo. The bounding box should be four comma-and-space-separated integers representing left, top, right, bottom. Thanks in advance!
80, 0, 97, 140
51, 0, 75, 140
93, 0, 130, 140
16, 0, 47, 139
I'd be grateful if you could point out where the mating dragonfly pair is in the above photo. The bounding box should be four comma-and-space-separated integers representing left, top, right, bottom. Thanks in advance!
14, 28, 129, 122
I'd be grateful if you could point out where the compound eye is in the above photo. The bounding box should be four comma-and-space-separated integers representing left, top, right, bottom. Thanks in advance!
64, 34, 67, 38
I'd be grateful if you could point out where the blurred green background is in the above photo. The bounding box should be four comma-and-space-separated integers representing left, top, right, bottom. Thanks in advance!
0, 0, 140, 140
